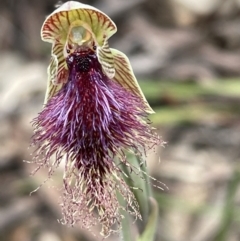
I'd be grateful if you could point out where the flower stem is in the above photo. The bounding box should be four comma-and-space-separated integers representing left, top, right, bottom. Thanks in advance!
119, 154, 158, 241
118, 192, 134, 241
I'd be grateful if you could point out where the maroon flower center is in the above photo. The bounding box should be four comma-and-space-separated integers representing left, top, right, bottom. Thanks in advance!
66, 48, 100, 73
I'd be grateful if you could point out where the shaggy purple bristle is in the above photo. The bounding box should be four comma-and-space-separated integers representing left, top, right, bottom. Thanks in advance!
31, 47, 160, 236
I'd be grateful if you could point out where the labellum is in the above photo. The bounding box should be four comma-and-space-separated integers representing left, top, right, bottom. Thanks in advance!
31, 1, 161, 237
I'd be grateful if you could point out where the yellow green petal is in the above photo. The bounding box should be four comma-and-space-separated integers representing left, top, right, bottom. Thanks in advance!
97, 37, 115, 79
50, 41, 68, 84
111, 48, 154, 114
44, 75, 63, 105
44, 41, 68, 104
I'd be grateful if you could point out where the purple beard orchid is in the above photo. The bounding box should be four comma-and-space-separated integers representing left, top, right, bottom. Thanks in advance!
31, 1, 161, 237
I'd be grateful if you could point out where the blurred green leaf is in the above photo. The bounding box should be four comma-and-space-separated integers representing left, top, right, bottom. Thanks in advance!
138, 79, 240, 125
139, 79, 240, 102
213, 167, 240, 241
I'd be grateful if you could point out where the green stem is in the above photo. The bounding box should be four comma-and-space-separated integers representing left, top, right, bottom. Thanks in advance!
121, 155, 155, 232
118, 192, 134, 241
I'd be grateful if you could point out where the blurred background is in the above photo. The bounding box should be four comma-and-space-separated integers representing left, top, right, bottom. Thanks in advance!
1, 0, 240, 241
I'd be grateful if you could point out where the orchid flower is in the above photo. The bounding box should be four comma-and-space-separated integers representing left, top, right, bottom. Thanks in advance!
31, 1, 161, 237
